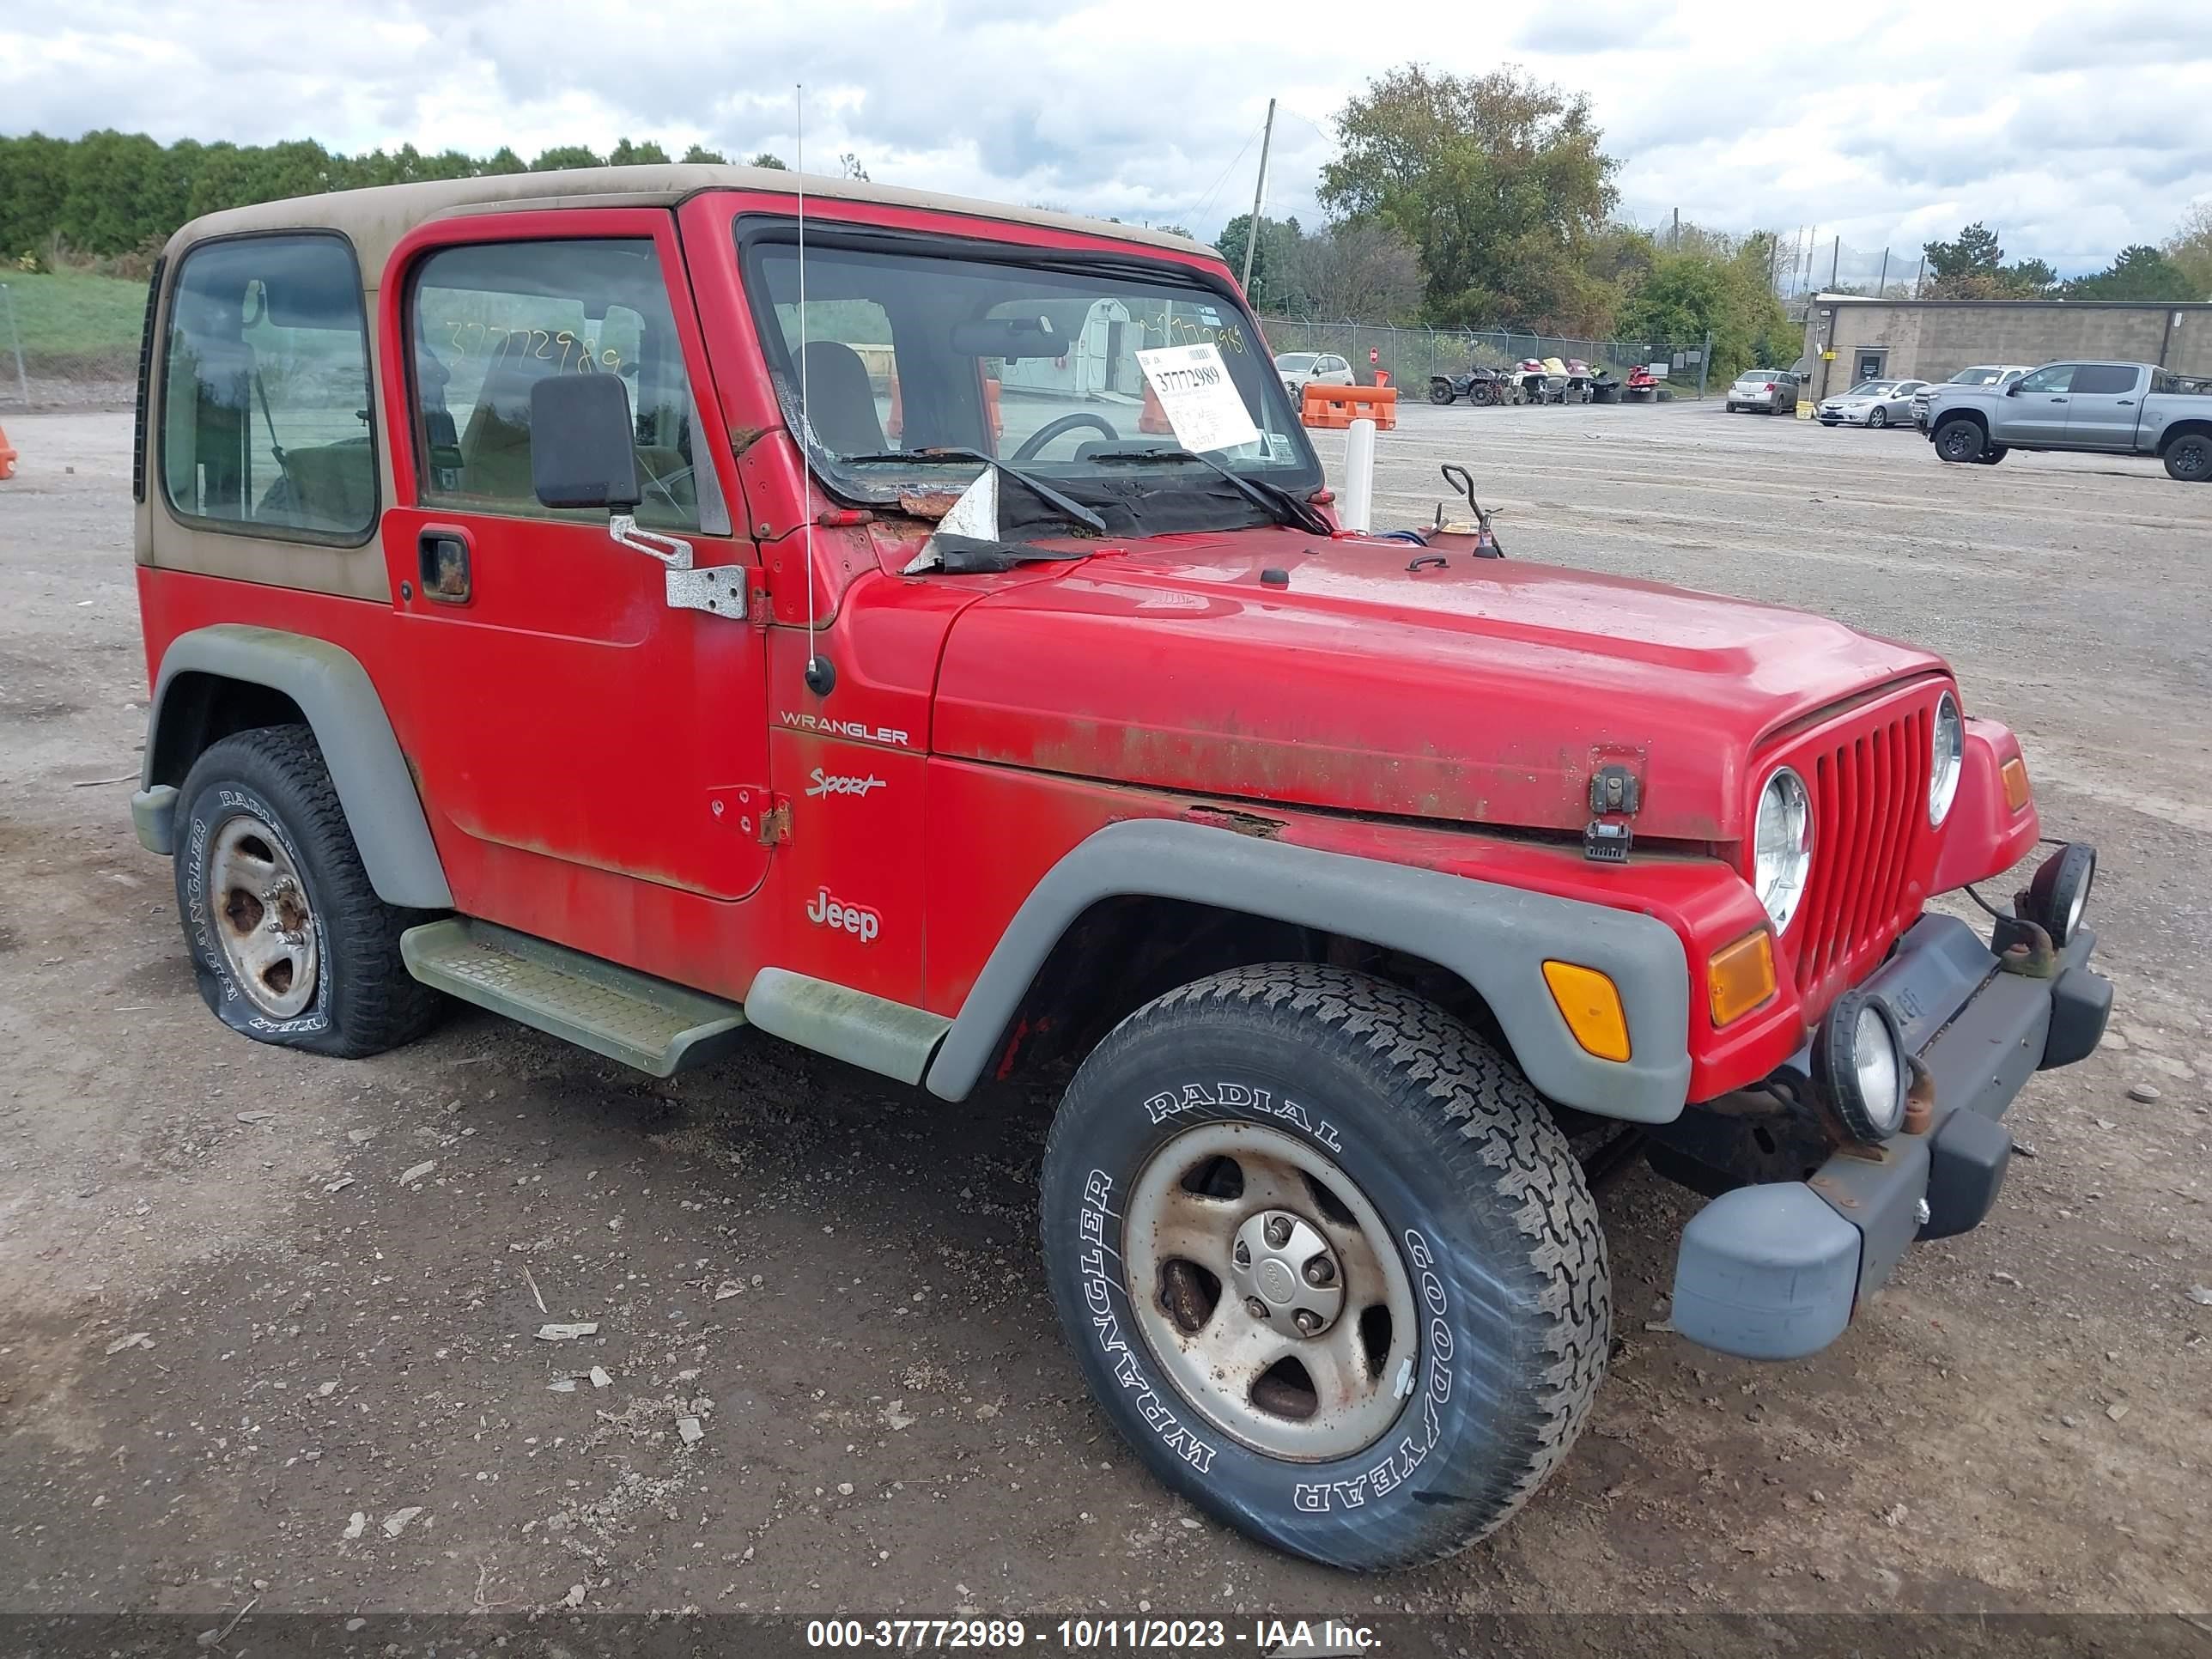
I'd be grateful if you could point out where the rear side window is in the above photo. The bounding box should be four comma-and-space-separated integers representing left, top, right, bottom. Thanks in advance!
160, 234, 376, 539
408, 239, 702, 530
2069, 363, 2138, 395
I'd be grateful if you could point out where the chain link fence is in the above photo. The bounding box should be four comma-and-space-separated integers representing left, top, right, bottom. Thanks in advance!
1766, 234, 1922, 305
2, 270, 149, 409
1258, 318, 1717, 395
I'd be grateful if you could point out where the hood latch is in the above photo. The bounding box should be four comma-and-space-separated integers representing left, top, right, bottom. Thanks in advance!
1583, 764, 1642, 863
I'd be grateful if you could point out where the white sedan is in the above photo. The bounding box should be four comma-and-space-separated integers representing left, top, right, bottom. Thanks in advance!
1275, 351, 1356, 398
1816, 380, 1929, 428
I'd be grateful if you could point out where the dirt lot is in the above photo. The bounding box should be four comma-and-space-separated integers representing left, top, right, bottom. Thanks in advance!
3, 400, 2209, 1632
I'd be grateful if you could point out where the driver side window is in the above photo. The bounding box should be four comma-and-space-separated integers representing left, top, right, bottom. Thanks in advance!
409, 237, 701, 530
2017, 364, 2075, 394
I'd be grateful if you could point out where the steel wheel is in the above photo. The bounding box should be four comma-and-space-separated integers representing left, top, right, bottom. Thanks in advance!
205, 812, 320, 1019
1122, 1120, 1418, 1462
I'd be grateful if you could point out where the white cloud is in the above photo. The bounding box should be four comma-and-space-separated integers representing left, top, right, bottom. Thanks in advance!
3, 0, 2208, 273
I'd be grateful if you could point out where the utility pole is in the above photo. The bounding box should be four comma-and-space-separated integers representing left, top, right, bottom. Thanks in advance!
1239, 98, 1276, 298
1671, 207, 1680, 251
1914, 252, 1926, 299
1876, 247, 1889, 297
1829, 234, 1841, 290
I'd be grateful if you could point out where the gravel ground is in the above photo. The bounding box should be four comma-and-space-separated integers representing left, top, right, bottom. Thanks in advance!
1, 402, 2208, 1631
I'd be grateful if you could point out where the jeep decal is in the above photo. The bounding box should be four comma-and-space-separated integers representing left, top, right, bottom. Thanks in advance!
806, 886, 881, 943
779, 711, 910, 748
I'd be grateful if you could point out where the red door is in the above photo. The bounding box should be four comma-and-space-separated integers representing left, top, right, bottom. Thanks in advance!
376, 210, 770, 927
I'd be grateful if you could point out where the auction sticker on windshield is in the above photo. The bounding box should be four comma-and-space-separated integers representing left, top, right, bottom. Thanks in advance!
1135, 343, 1261, 454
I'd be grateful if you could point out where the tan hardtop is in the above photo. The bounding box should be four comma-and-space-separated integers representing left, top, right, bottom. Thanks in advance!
164, 163, 1218, 277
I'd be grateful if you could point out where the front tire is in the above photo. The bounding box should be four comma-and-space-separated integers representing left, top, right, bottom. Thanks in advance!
173, 725, 442, 1058
1869, 407, 1889, 428
2165, 433, 2211, 481
1429, 383, 1455, 406
1038, 964, 1608, 1571
1933, 417, 1985, 463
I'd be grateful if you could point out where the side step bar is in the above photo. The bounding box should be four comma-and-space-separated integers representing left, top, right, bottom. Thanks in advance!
400, 918, 748, 1078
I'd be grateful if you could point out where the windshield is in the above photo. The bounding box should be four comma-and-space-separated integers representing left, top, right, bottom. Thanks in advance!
1950, 368, 2003, 385
1274, 353, 1318, 372
740, 228, 1321, 523
1844, 381, 1896, 397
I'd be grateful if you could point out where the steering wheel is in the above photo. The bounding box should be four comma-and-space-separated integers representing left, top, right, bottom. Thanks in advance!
1012, 412, 1121, 461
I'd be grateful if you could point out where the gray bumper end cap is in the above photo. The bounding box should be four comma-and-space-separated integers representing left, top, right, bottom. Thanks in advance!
131, 784, 179, 857
1672, 1182, 1862, 1361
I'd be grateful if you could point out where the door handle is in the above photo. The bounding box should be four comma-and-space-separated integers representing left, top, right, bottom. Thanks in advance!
2117, 399, 2135, 406
417, 526, 473, 604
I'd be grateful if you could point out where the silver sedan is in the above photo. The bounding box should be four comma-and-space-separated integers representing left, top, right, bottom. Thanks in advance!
1817, 380, 1929, 428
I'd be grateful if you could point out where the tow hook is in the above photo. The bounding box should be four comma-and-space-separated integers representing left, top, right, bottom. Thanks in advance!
1990, 915, 2058, 978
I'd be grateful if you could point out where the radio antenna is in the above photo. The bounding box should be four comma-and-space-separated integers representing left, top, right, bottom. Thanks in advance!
795, 84, 830, 695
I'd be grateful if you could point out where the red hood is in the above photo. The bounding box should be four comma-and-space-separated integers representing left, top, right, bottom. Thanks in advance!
930, 529, 1946, 842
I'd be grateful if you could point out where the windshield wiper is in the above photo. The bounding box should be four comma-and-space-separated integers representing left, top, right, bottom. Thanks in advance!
1085, 447, 1334, 536
837, 447, 1107, 535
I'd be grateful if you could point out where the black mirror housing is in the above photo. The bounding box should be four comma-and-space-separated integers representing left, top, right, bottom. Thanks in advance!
530, 374, 641, 511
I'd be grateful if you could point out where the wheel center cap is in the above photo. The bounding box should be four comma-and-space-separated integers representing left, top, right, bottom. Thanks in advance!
1229, 1209, 1345, 1334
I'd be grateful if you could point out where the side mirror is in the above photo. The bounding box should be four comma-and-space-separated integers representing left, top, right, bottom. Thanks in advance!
530, 374, 641, 511
2005, 383, 2021, 396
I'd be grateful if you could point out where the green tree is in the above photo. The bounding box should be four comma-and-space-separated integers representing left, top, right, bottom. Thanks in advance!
2164, 202, 2212, 300
1215, 212, 1304, 311
531, 144, 604, 172
2064, 244, 2197, 301
1319, 64, 1619, 332
682, 143, 729, 165
748, 151, 788, 169
607, 138, 672, 167
1617, 238, 1794, 380
480, 147, 529, 176
0, 134, 70, 258
2002, 257, 2057, 296
1922, 222, 2005, 294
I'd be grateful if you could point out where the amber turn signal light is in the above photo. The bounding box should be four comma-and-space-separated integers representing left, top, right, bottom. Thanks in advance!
2002, 756, 2032, 812
1541, 961, 1632, 1062
1708, 929, 1778, 1028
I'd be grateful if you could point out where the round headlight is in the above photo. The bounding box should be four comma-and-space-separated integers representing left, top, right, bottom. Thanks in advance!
1929, 692, 1964, 826
1818, 989, 1908, 1143
1753, 768, 1814, 932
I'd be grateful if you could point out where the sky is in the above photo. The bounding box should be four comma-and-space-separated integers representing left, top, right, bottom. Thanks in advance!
5, 0, 2209, 279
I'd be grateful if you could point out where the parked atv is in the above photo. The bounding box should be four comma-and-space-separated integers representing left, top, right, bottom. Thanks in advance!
1427, 368, 1505, 407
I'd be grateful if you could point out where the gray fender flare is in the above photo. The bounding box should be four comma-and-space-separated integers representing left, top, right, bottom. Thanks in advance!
138, 624, 453, 909
923, 818, 1692, 1123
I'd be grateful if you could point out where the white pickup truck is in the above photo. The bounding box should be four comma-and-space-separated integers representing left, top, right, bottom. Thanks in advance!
1926, 361, 2212, 480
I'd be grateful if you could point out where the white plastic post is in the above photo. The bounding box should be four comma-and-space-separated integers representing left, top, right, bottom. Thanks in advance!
1340, 416, 1376, 533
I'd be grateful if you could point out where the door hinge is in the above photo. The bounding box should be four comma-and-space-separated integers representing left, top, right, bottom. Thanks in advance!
708, 787, 788, 845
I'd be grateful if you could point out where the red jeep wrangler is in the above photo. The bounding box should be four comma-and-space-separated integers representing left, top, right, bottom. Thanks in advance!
128, 166, 2109, 1571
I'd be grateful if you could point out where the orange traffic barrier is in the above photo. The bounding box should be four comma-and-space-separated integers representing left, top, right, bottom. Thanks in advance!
887, 373, 1002, 442
1138, 380, 1172, 434
1301, 382, 1398, 431
0, 421, 15, 481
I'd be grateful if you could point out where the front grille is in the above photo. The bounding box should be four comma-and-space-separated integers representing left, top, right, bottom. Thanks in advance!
1790, 705, 1931, 999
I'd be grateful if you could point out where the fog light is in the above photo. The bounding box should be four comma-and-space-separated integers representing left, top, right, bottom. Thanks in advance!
1816, 989, 1908, 1144
1542, 961, 1632, 1062
2023, 843, 2095, 946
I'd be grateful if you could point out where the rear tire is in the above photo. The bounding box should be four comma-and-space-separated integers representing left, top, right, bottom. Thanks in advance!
2165, 433, 2212, 481
1038, 964, 1609, 1571
173, 725, 443, 1058
1933, 417, 1985, 463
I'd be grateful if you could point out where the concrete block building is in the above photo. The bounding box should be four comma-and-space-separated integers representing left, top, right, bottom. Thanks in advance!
1799, 296, 2212, 402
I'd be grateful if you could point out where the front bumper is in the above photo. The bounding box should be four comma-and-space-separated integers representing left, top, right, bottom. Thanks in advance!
1671, 913, 2110, 1360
